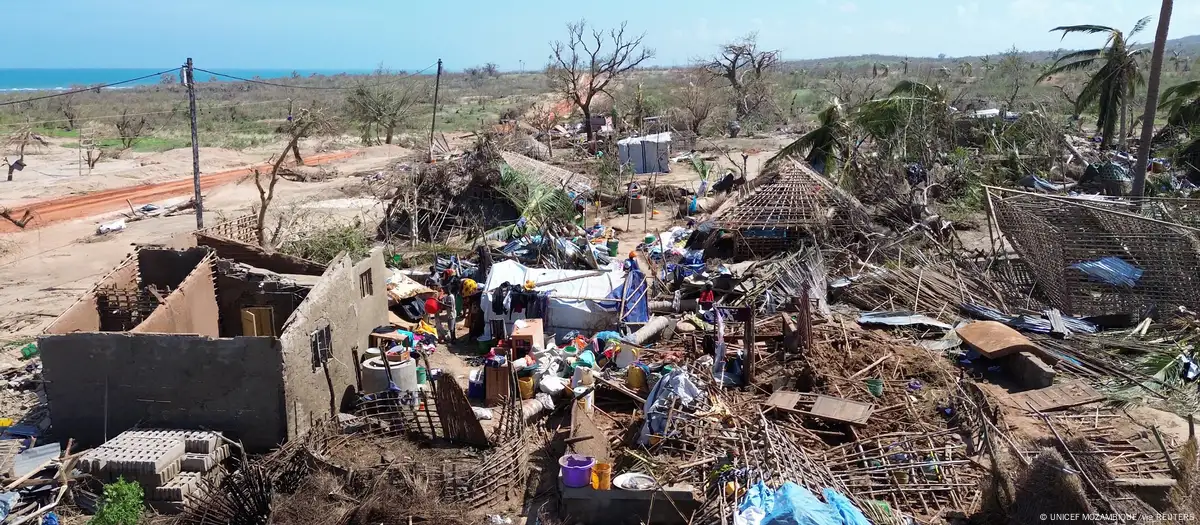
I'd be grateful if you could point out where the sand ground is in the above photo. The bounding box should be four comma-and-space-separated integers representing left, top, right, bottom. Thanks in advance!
0, 142, 414, 346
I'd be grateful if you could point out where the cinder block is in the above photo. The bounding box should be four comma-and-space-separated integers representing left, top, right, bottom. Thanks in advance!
147, 500, 186, 514
133, 457, 181, 488
1003, 351, 1056, 389
181, 454, 214, 473
153, 471, 201, 501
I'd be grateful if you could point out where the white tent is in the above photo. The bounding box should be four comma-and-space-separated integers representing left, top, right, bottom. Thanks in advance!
481, 260, 625, 339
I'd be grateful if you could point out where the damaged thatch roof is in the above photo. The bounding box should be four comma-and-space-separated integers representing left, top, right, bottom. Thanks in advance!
499, 151, 597, 196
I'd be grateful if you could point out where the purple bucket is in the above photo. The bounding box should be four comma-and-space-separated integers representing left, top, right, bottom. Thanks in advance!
558, 454, 596, 488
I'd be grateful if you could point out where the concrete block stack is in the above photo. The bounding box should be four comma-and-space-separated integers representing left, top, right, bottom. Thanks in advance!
79, 429, 230, 513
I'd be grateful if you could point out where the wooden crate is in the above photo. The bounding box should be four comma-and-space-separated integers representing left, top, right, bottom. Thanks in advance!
484, 364, 512, 407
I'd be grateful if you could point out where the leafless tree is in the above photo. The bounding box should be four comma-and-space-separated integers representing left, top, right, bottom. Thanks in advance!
705, 33, 779, 120
114, 109, 148, 149
547, 19, 654, 143
256, 107, 335, 246
56, 93, 80, 130
528, 105, 563, 158
3, 127, 46, 181
671, 68, 721, 135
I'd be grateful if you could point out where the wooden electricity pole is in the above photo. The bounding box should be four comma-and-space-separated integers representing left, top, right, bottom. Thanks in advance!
185, 58, 204, 228
428, 59, 443, 162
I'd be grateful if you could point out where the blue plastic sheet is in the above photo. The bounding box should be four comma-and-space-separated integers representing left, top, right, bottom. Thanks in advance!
735, 482, 871, 525
1070, 257, 1143, 288
822, 489, 871, 525
761, 482, 841, 525
600, 269, 650, 324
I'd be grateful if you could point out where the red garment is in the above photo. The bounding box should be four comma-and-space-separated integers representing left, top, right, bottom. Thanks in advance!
424, 297, 441, 314
699, 290, 715, 303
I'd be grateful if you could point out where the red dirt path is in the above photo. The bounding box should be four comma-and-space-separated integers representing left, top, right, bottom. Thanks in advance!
0, 151, 359, 233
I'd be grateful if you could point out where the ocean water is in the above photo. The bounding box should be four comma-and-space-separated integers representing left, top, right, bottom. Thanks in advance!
0, 68, 377, 91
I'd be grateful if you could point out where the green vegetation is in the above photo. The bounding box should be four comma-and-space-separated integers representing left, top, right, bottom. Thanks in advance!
486, 165, 576, 240
90, 478, 144, 525
278, 220, 375, 265
1039, 18, 1152, 149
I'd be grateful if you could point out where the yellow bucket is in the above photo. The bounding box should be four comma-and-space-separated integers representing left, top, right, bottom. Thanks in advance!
626, 366, 647, 391
592, 462, 612, 490
517, 376, 535, 400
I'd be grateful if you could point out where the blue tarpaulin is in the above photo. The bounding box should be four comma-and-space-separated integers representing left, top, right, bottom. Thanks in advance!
600, 269, 650, 324
1070, 257, 1143, 288
734, 482, 872, 525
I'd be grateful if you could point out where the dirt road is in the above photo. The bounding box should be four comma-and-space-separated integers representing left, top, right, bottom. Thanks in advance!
0, 150, 360, 233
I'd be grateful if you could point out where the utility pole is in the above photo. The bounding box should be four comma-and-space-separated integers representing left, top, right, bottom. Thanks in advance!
428, 59, 443, 163
185, 58, 204, 228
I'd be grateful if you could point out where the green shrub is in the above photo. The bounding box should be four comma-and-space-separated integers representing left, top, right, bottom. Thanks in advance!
279, 221, 374, 265
90, 478, 143, 525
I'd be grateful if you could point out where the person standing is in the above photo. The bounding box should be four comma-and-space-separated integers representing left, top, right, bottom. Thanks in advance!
698, 282, 715, 311
423, 290, 442, 335
439, 280, 457, 343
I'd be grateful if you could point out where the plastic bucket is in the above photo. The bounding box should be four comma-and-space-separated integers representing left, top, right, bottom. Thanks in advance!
518, 376, 535, 400
559, 454, 595, 488
477, 338, 496, 354
592, 463, 612, 490
866, 378, 885, 397
416, 366, 428, 385
626, 366, 646, 391
607, 239, 620, 257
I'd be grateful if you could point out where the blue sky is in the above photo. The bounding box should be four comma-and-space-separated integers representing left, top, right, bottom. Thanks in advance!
2, 0, 1198, 70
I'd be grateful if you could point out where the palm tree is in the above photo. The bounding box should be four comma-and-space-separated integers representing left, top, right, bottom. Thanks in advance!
485, 166, 576, 240
1132, 1, 1173, 198
960, 61, 973, 78
979, 55, 992, 77
1159, 80, 1200, 128
766, 81, 952, 178
765, 100, 849, 177
1038, 17, 1151, 150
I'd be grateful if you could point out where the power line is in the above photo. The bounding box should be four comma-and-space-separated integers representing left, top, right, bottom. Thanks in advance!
0, 68, 182, 107
193, 63, 439, 91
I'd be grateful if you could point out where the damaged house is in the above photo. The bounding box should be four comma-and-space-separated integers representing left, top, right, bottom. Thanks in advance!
38, 217, 386, 452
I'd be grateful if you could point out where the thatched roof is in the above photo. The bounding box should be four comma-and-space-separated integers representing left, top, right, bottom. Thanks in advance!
499, 151, 596, 196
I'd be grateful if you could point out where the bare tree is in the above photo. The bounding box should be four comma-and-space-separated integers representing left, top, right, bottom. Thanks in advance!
256, 107, 335, 246
528, 104, 563, 158
671, 69, 721, 135
114, 109, 148, 149
547, 19, 654, 143
705, 33, 779, 120
3, 127, 46, 182
56, 93, 79, 131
